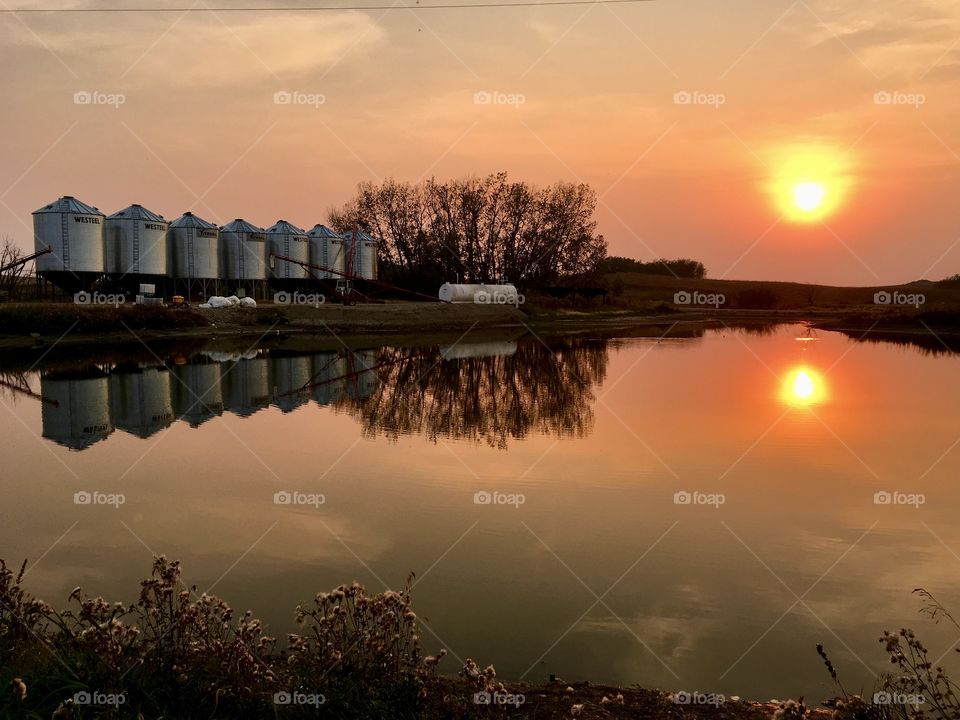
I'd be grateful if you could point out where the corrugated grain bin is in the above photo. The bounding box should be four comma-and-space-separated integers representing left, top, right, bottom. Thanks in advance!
33, 196, 106, 279
168, 212, 219, 279
220, 219, 267, 280
109, 364, 174, 438
105, 204, 168, 277
265, 220, 310, 280
311, 352, 346, 406
339, 229, 378, 280
171, 360, 223, 427
270, 354, 312, 413
40, 370, 113, 450
307, 225, 344, 279
222, 355, 271, 417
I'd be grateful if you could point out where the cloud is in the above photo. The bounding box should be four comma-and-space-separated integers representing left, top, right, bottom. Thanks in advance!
0, 9, 385, 86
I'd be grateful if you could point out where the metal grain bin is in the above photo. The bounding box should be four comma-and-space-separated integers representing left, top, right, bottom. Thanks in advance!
270, 354, 312, 413
40, 370, 113, 451
222, 355, 271, 417
340, 230, 378, 280
171, 360, 223, 427
105, 204, 169, 278
168, 212, 219, 279
109, 364, 174, 438
344, 350, 378, 401
311, 352, 346, 406
220, 219, 267, 280
265, 220, 310, 280
33, 196, 105, 290
307, 225, 344, 279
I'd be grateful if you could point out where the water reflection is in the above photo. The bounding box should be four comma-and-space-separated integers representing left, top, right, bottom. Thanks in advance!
32, 339, 608, 451
343, 340, 607, 447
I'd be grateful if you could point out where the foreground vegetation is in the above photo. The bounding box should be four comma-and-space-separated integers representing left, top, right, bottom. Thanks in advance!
4, 558, 960, 719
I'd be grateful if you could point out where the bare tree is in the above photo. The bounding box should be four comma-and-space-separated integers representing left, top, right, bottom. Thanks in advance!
331, 173, 607, 288
0, 236, 31, 300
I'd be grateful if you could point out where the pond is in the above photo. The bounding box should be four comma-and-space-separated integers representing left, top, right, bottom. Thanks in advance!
1, 322, 959, 701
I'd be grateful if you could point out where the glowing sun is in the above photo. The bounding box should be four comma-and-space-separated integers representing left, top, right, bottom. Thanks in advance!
765, 141, 854, 223
793, 182, 826, 213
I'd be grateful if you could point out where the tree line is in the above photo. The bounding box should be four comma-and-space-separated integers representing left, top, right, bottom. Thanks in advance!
599, 256, 707, 279
329, 173, 607, 288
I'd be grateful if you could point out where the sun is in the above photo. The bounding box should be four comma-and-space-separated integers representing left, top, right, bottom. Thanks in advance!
764, 141, 854, 223
793, 182, 826, 213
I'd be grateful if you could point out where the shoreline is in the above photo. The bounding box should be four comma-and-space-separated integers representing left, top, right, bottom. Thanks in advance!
4, 300, 959, 352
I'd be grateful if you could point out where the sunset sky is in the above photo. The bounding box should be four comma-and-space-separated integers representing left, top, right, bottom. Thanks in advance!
1, 0, 958, 284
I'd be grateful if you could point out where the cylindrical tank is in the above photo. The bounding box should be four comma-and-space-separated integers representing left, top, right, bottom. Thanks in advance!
222, 355, 271, 417
340, 230, 378, 280
265, 220, 310, 280
109, 364, 174, 438
168, 212, 219, 279
105, 204, 168, 278
40, 369, 113, 450
220, 219, 267, 280
438, 283, 520, 304
307, 225, 345, 279
344, 350, 378, 401
33, 196, 105, 290
171, 360, 223, 427
270, 354, 312, 413
311, 352, 346, 406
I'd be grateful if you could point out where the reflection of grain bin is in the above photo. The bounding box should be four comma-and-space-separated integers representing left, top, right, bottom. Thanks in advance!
310, 352, 346, 406
344, 350, 378, 401
439, 341, 518, 360
340, 230, 377, 280
168, 212, 219, 279
307, 225, 344, 279
220, 219, 267, 280
222, 356, 270, 417
265, 220, 310, 280
109, 365, 174, 438
270, 355, 312, 413
171, 361, 223, 427
105, 204, 168, 278
41, 370, 113, 450
33, 196, 105, 292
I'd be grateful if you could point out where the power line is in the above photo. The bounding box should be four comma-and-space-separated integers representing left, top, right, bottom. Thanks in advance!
0, 0, 655, 11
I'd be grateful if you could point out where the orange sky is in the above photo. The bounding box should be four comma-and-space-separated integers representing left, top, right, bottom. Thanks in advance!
1, 0, 958, 284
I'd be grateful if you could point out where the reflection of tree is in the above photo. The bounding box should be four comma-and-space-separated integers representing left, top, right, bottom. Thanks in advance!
336, 339, 608, 448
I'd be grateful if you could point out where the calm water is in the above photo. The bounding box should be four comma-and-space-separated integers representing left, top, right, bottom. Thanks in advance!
2, 323, 960, 701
